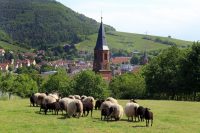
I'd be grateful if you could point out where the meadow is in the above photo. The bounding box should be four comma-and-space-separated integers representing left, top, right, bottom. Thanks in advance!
0, 99, 199, 133
76, 31, 192, 52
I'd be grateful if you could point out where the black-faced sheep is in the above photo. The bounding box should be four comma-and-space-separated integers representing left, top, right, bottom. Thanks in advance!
40, 95, 57, 112
124, 102, 139, 122
44, 100, 61, 115
144, 108, 153, 127
137, 106, 145, 122
107, 103, 124, 121
82, 101, 94, 117
100, 101, 113, 120
95, 99, 105, 110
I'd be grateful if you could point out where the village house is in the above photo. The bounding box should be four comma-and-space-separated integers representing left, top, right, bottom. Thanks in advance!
0, 49, 5, 56
0, 63, 9, 71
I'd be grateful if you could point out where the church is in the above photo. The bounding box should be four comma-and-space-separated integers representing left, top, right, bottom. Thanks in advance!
93, 17, 112, 80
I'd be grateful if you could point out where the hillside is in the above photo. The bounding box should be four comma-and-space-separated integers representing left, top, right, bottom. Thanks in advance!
76, 31, 192, 52
0, 0, 115, 48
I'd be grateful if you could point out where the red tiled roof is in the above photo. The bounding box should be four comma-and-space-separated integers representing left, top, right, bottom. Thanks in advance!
111, 57, 131, 64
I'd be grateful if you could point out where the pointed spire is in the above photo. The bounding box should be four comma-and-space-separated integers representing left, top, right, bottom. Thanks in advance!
94, 17, 109, 50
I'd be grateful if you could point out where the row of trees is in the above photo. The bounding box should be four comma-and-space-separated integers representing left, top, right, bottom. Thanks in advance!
144, 43, 200, 101
0, 69, 145, 100
0, 43, 199, 101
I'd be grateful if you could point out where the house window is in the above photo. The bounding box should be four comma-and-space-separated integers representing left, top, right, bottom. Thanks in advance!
104, 53, 107, 60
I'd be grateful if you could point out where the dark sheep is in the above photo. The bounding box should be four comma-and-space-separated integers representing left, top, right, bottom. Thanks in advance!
82, 102, 94, 117
144, 108, 153, 127
44, 101, 61, 115
137, 106, 145, 121
95, 99, 105, 110
30, 94, 35, 107
101, 108, 109, 120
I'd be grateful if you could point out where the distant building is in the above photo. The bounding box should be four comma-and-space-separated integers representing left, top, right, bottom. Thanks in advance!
111, 57, 131, 65
0, 49, 5, 56
141, 51, 148, 65
93, 17, 112, 80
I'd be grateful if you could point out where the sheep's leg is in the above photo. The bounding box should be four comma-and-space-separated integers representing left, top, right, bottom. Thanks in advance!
151, 119, 153, 126
91, 110, 93, 117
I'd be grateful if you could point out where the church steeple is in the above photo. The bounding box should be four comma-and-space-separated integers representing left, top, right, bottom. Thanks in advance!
94, 18, 109, 50
93, 17, 111, 80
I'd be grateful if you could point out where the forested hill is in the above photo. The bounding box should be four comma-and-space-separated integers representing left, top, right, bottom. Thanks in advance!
0, 0, 115, 48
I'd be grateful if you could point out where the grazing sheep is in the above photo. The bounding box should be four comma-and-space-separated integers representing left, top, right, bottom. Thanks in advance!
49, 93, 60, 100
30, 94, 35, 107
95, 99, 105, 110
100, 101, 114, 120
68, 95, 75, 99
81, 95, 87, 100
82, 101, 94, 117
67, 99, 83, 118
124, 102, 139, 121
108, 103, 124, 121
44, 100, 61, 115
106, 97, 118, 104
74, 95, 81, 100
130, 99, 137, 103
59, 97, 73, 114
137, 106, 145, 121
40, 95, 57, 112
35, 93, 47, 106
144, 108, 153, 127
82, 96, 95, 107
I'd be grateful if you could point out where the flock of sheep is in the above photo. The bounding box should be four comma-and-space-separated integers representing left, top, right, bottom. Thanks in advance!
30, 92, 153, 127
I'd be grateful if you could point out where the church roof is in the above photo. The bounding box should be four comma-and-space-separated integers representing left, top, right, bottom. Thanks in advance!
94, 18, 109, 50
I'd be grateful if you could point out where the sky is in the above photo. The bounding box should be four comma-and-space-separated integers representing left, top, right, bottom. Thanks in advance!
57, 0, 200, 41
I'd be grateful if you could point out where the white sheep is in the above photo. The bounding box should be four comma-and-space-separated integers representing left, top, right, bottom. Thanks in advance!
34, 93, 47, 106
81, 95, 87, 100
74, 95, 81, 100
68, 95, 75, 99
59, 97, 73, 114
108, 103, 124, 121
124, 102, 139, 121
106, 97, 118, 104
67, 99, 83, 118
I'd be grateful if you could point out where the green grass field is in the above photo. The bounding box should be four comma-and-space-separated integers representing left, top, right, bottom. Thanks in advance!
76, 31, 192, 52
0, 41, 29, 52
0, 99, 199, 133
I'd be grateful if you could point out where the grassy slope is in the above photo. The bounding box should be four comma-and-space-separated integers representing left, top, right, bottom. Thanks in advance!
0, 99, 200, 133
76, 31, 192, 52
0, 41, 29, 52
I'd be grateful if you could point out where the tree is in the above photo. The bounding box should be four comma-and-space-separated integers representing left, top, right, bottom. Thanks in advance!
130, 55, 139, 65
0, 73, 15, 99
179, 42, 200, 100
13, 74, 38, 98
143, 46, 182, 99
43, 69, 72, 96
72, 70, 109, 99
109, 73, 146, 99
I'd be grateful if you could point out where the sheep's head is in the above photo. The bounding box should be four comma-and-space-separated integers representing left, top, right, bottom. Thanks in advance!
130, 99, 137, 103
